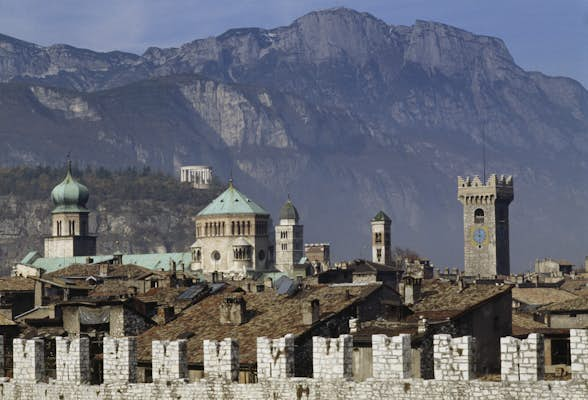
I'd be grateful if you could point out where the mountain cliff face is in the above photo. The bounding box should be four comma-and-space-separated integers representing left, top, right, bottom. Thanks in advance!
0, 8, 587, 271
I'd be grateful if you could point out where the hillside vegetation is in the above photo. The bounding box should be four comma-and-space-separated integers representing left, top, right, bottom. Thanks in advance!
0, 166, 221, 274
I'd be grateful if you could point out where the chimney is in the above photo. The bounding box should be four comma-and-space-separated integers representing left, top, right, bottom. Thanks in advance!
113, 253, 123, 265
418, 316, 428, 334
401, 276, 422, 305
349, 317, 359, 334
127, 286, 138, 297
219, 296, 247, 325
302, 299, 320, 325
457, 276, 467, 292
157, 306, 175, 325
99, 264, 109, 277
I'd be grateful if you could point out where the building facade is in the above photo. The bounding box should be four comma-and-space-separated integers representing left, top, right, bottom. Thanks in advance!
371, 211, 392, 265
457, 174, 514, 277
275, 198, 304, 274
190, 181, 272, 274
44, 162, 96, 258
180, 166, 213, 189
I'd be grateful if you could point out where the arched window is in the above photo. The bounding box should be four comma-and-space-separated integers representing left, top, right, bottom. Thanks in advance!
247, 221, 251, 235
231, 221, 235, 235
474, 208, 484, 224
196, 250, 201, 262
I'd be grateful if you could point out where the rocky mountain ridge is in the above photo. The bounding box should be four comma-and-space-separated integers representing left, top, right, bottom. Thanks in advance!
0, 8, 586, 270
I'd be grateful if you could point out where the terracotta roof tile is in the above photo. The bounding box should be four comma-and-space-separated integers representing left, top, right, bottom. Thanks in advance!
136, 283, 382, 365
512, 288, 577, 306
0, 277, 35, 292
408, 280, 511, 321
539, 296, 588, 312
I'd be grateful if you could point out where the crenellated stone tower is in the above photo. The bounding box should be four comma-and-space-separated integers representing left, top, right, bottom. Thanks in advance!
44, 162, 96, 258
371, 211, 392, 265
275, 197, 304, 274
457, 174, 513, 277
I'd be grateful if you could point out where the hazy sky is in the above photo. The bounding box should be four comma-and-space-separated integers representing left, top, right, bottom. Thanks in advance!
0, 0, 587, 87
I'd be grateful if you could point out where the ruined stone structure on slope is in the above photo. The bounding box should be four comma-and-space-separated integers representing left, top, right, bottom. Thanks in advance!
0, 330, 587, 399
458, 174, 514, 277
180, 165, 213, 189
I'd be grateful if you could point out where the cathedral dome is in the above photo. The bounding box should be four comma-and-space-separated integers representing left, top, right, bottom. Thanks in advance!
50, 162, 90, 213
279, 198, 299, 221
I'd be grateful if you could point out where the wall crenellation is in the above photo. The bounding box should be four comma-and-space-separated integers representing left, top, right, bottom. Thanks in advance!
203, 338, 239, 381
2, 330, 588, 399
312, 335, 353, 380
570, 328, 588, 380
55, 336, 90, 384
103, 336, 137, 383
433, 334, 476, 381
372, 333, 412, 379
256, 334, 295, 379
152, 339, 188, 383
500, 333, 544, 382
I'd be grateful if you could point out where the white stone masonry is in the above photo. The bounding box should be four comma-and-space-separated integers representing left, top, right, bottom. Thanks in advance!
152, 339, 188, 383
571, 329, 588, 380
500, 333, 544, 381
372, 334, 412, 379
203, 338, 239, 381
312, 335, 353, 380
55, 337, 90, 383
103, 336, 137, 383
12, 338, 44, 383
256, 334, 295, 379
433, 334, 475, 381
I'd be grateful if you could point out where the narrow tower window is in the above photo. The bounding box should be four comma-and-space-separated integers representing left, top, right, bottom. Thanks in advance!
474, 208, 484, 224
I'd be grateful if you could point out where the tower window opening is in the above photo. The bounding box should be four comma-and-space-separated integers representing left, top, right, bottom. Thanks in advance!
375, 232, 382, 244
474, 208, 484, 224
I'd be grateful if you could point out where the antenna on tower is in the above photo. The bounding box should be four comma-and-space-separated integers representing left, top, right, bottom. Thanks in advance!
482, 129, 487, 182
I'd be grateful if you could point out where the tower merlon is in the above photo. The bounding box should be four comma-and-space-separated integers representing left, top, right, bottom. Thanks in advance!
457, 174, 514, 204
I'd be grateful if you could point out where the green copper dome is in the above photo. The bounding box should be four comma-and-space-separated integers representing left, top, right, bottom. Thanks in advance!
197, 180, 269, 217
50, 162, 90, 214
279, 198, 299, 221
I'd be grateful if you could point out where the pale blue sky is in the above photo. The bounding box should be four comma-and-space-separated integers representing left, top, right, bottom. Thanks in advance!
0, 0, 587, 87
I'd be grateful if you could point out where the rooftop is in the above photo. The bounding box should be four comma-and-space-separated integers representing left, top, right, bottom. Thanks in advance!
0, 277, 35, 292
538, 296, 588, 313
407, 280, 512, 321
21, 252, 192, 274
136, 283, 383, 365
512, 287, 578, 306
197, 182, 269, 217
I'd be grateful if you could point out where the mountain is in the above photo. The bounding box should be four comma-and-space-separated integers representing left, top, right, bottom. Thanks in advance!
0, 8, 587, 271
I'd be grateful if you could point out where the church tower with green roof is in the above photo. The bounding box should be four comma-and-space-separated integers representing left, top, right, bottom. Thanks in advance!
371, 211, 392, 265
44, 162, 96, 258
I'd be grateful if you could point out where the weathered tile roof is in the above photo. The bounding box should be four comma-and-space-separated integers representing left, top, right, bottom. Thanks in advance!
560, 279, 588, 297
0, 277, 35, 292
512, 288, 578, 306
45, 263, 155, 280
538, 296, 588, 313
511, 312, 568, 336
407, 280, 511, 321
136, 283, 382, 365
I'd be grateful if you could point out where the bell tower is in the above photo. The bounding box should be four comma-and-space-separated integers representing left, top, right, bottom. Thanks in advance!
275, 197, 304, 275
457, 174, 514, 277
44, 162, 96, 258
371, 211, 392, 265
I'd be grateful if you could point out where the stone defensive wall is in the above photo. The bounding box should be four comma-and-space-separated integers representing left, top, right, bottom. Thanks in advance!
0, 330, 587, 399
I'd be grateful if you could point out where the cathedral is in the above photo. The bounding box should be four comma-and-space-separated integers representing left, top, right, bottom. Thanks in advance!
190, 180, 305, 275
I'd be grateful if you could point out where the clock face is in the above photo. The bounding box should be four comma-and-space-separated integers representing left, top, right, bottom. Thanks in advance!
472, 228, 486, 246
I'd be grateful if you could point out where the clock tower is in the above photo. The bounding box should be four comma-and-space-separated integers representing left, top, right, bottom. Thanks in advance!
458, 174, 513, 277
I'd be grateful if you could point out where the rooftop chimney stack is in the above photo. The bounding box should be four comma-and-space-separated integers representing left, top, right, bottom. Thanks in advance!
99, 264, 108, 277
400, 276, 422, 305
302, 299, 320, 325
219, 296, 247, 325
